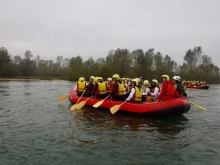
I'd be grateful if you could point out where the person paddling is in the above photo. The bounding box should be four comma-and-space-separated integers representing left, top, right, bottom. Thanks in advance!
109, 74, 125, 101
84, 76, 96, 97
74, 77, 86, 96
173, 76, 187, 97
93, 77, 108, 99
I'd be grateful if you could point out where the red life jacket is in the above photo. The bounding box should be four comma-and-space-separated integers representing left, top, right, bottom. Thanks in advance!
163, 82, 176, 101
109, 82, 114, 92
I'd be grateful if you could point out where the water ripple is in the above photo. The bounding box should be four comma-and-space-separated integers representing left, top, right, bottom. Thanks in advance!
0, 81, 220, 165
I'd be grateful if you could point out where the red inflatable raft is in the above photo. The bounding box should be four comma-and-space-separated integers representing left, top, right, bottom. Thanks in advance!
185, 84, 209, 89
69, 89, 190, 117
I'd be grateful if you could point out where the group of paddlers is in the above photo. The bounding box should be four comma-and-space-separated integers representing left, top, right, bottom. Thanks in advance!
182, 80, 207, 86
73, 74, 187, 103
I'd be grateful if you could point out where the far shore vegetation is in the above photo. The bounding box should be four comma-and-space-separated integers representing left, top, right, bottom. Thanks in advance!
0, 46, 220, 83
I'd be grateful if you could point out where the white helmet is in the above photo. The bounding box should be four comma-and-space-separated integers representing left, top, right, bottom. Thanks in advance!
107, 77, 112, 81
173, 76, 181, 81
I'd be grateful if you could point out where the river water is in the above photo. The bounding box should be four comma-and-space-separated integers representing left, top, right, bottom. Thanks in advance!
0, 80, 219, 165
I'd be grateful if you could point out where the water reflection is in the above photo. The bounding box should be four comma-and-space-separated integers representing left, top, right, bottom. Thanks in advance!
70, 107, 189, 141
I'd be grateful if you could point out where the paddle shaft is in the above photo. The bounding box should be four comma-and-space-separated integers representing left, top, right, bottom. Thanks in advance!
110, 100, 127, 114
58, 92, 74, 102
70, 89, 87, 110
75, 95, 93, 109
93, 94, 110, 108
119, 100, 127, 106
190, 102, 207, 111
75, 89, 87, 104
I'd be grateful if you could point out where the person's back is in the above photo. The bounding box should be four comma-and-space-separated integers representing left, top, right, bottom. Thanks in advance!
84, 76, 95, 97
93, 77, 107, 99
75, 77, 86, 96
173, 76, 187, 97
176, 82, 187, 96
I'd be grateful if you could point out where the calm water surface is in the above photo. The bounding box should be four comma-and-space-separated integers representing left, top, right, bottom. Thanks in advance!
0, 80, 220, 165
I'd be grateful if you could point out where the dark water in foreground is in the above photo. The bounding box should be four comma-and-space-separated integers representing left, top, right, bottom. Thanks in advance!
0, 80, 220, 165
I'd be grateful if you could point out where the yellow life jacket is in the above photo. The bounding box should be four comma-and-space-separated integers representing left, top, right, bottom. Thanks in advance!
132, 87, 142, 101
77, 81, 86, 92
116, 82, 124, 95
96, 82, 107, 95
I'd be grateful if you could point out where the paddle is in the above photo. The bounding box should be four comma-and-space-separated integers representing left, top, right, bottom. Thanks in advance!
190, 102, 207, 111
110, 100, 127, 114
93, 95, 110, 108
70, 90, 86, 111
57, 93, 72, 102
74, 95, 93, 110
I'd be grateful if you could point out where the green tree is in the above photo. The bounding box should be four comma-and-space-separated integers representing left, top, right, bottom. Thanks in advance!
184, 46, 202, 70
20, 50, 36, 76
106, 48, 132, 77
68, 56, 86, 80
0, 47, 11, 67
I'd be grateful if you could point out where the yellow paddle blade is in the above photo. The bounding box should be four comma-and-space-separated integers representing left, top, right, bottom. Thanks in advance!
75, 100, 87, 110
93, 95, 110, 108
110, 105, 121, 114
190, 102, 207, 111
93, 100, 104, 108
57, 94, 70, 102
70, 104, 76, 111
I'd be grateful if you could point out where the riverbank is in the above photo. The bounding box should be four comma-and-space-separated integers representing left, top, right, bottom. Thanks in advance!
0, 76, 70, 81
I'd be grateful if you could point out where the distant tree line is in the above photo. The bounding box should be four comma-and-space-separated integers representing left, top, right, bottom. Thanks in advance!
0, 46, 219, 83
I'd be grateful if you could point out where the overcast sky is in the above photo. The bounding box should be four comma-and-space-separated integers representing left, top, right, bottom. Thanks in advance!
1, 0, 220, 66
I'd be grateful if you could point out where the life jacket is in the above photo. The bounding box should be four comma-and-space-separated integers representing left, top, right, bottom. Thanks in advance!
77, 81, 86, 92
132, 87, 142, 102
125, 85, 132, 93
96, 82, 107, 95
115, 82, 124, 95
163, 82, 176, 101
174, 83, 186, 96
109, 82, 114, 92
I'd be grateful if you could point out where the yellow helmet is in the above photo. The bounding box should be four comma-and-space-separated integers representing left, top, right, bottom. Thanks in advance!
152, 79, 158, 85
79, 77, 85, 81
135, 78, 141, 83
132, 79, 138, 85
162, 75, 170, 81
112, 74, 120, 80
96, 77, 102, 82
93, 77, 97, 83
144, 80, 149, 86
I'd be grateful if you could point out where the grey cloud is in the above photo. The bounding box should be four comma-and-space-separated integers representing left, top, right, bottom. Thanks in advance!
0, 0, 220, 66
